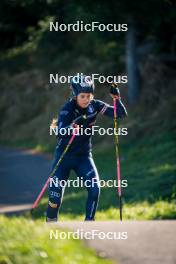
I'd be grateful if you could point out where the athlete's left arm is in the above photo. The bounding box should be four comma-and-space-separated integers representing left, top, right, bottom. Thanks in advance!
95, 99, 127, 119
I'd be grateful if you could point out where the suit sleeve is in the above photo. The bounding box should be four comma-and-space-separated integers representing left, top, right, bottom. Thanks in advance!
95, 99, 127, 118
56, 104, 75, 138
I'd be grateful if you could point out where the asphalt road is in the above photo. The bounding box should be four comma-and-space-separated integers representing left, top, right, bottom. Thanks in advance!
0, 147, 51, 213
54, 221, 176, 264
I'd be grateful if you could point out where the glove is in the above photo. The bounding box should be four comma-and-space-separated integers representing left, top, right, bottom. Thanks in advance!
110, 83, 120, 97
73, 115, 87, 126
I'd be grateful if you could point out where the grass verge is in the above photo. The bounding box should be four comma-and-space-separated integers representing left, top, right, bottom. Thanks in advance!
0, 216, 113, 264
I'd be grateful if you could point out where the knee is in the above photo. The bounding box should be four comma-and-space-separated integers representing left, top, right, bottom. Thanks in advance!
48, 176, 63, 204
48, 189, 62, 207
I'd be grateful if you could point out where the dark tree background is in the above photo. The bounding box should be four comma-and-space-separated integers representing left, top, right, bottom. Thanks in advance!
0, 0, 175, 103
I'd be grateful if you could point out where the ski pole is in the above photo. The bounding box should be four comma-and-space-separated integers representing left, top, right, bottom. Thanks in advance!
113, 98, 123, 221
31, 129, 78, 211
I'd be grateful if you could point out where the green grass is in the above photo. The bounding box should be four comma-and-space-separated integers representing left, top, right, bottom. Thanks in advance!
32, 197, 176, 221
96, 200, 176, 220
0, 216, 113, 264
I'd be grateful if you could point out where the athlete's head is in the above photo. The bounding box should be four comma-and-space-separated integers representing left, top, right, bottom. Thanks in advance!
76, 92, 93, 108
71, 75, 94, 108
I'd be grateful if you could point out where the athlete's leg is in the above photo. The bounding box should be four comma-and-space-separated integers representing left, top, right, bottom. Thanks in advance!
46, 151, 71, 221
74, 155, 100, 221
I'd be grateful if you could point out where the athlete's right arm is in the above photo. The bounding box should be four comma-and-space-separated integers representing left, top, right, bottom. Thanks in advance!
56, 103, 75, 138
55, 103, 85, 138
